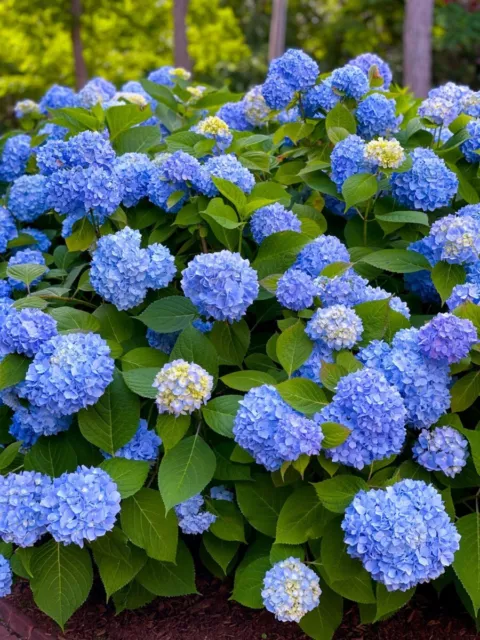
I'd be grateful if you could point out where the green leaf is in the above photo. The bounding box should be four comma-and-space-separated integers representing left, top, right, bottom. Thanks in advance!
455, 302, 480, 333
202, 395, 242, 438
342, 173, 378, 211
78, 369, 140, 455
299, 584, 343, 640
140, 79, 178, 111
276, 485, 334, 544
252, 231, 311, 279
458, 427, 480, 475
375, 584, 414, 621
208, 499, 246, 542
115, 125, 163, 155
0, 441, 22, 471
158, 435, 216, 512
201, 198, 242, 229
432, 262, 466, 305
321, 422, 352, 449
274, 160, 305, 185
453, 514, 480, 615
451, 371, 480, 412
0, 353, 30, 391
48, 307, 100, 333
156, 414, 191, 451
232, 556, 272, 609
100, 458, 150, 499
93, 304, 134, 344
137, 540, 197, 597
137, 296, 197, 333
6, 263, 47, 287
276, 321, 312, 376
359, 249, 431, 273
121, 488, 178, 562
24, 434, 77, 477
320, 361, 347, 392
326, 103, 356, 139
203, 533, 239, 573
221, 370, 277, 391
65, 218, 95, 252
112, 580, 155, 614
170, 325, 219, 379
212, 176, 247, 213
302, 170, 339, 197
236, 474, 291, 537
122, 367, 159, 399
354, 298, 390, 344
31, 540, 93, 630
106, 103, 152, 139
276, 378, 328, 416
313, 475, 368, 513
375, 210, 429, 226
210, 320, 250, 367
121, 347, 168, 371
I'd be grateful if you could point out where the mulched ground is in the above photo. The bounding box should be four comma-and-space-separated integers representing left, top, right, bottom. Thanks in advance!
4, 577, 479, 640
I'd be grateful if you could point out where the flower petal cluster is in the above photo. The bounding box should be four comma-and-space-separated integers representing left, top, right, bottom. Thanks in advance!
349, 53, 393, 89
306, 305, 363, 350
268, 49, 319, 92
324, 195, 356, 218
10, 405, 71, 449
303, 78, 339, 116
423, 214, 480, 264
461, 119, 480, 163
90, 227, 175, 310
391, 147, 458, 211
148, 66, 175, 87
14, 99, 40, 119
216, 101, 252, 131
192, 318, 213, 333
364, 138, 405, 169
342, 480, 460, 591
114, 153, 153, 208
39, 85, 77, 114
0, 208, 18, 253
41, 466, 121, 547
276, 269, 316, 311
17, 228, 51, 253
273, 413, 324, 461
0, 308, 58, 357
418, 96, 459, 126
243, 86, 271, 126
250, 203, 301, 244
181, 250, 258, 322
262, 558, 321, 623
294, 235, 350, 277
315, 368, 406, 469
146, 329, 179, 354
104, 420, 161, 463
446, 283, 480, 310
330, 135, 373, 191
9, 174, 49, 223
0, 556, 12, 597
330, 64, 369, 100
153, 360, 213, 416
8, 249, 47, 290
78, 77, 116, 107
23, 332, 114, 416
0, 135, 31, 182
210, 486, 234, 502
417, 313, 477, 364
315, 272, 369, 307
292, 341, 333, 385
356, 94, 400, 139
0, 281, 12, 300
193, 154, 255, 197
192, 116, 233, 153
174, 494, 216, 535
0, 471, 51, 546
413, 427, 468, 477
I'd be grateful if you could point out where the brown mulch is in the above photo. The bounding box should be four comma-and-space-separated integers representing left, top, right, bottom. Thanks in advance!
3, 577, 479, 640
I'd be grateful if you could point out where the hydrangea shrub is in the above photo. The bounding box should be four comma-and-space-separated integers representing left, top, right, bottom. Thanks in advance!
0, 53, 478, 635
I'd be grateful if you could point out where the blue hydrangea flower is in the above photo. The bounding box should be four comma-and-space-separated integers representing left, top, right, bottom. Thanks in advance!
418, 313, 477, 364
349, 53, 393, 89
342, 480, 460, 591
174, 494, 216, 535
243, 86, 271, 126
216, 101, 252, 132
41, 466, 121, 547
0, 135, 31, 183
103, 420, 161, 463
360, 285, 411, 319
330, 65, 369, 100
315, 272, 369, 307
276, 269, 316, 311
114, 153, 153, 207
306, 305, 363, 350
458, 203, 480, 222
160, 151, 202, 183
274, 412, 324, 461
39, 85, 77, 114
8, 174, 49, 223
324, 195, 356, 218
90, 227, 175, 310
14, 99, 40, 120
8, 249, 47, 290
0, 471, 51, 546
447, 283, 480, 310
262, 558, 321, 623
0, 207, 18, 253
294, 235, 350, 277
466, 260, 480, 286
193, 154, 255, 197
460, 91, 480, 118
269, 49, 319, 92
191, 116, 233, 154
356, 93, 400, 139
0, 556, 12, 597
77, 77, 116, 107
17, 228, 51, 254
38, 122, 68, 142
0, 281, 12, 299
147, 169, 188, 213
181, 250, 258, 322
418, 97, 459, 127
210, 486, 234, 502
461, 119, 480, 163
192, 318, 213, 333
292, 341, 333, 385
148, 66, 175, 87
39, 131, 115, 175
261, 74, 294, 110
430, 82, 471, 104
390, 148, 458, 211
23, 332, 114, 417
147, 329, 179, 354
250, 204, 301, 244
330, 135, 373, 191
315, 368, 406, 469
0, 308, 58, 358
10, 405, 71, 450
303, 78, 340, 116
425, 214, 480, 264
413, 426, 468, 478
153, 360, 213, 416
405, 270, 440, 304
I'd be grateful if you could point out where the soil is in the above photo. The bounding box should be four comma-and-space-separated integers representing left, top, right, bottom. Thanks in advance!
3, 577, 479, 640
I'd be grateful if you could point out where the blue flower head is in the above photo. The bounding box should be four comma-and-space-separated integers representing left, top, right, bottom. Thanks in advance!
303, 78, 340, 116
147, 329, 179, 354
40, 130, 116, 174
23, 332, 114, 416
78, 77, 116, 107
191, 116, 233, 153
262, 558, 321, 623
38, 122, 68, 142
10, 405, 71, 450
330, 135, 372, 191
250, 204, 301, 244
16, 228, 51, 254
426, 214, 480, 264
0, 135, 31, 183
430, 82, 471, 103
8, 249, 47, 290
360, 285, 411, 319
413, 426, 468, 478
181, 250, 258, 322
0, 471, 51, 546
8, 174, 49, 222
405, 270, 440, 304
315, 368, 406, 469
273, 412, 324, 461
261, 74, 294, 110
153, 360, 213, 416
460, 91, 480, 118
315, 272, 369, 308
418, 313, 477, 364
342, 479, 460, 591
147, 169, 188, 213
268, 49, 319, 92
0, 281, 12, 299
114, 153, 153, 208
160, 151, 202, 183
390, 148, 458, 211
244, 86, 271, 126
148, 66, 175, 88
324, 195, 356, 218
0, 556, 12, 597
210, 486, 234, 502
192, 318, 213, 333
0, 308, 58, 357
330, 65, 369, 100
306, 305, 363, 350
418, 97, 459, 127
276, 269, 316, 311
461, 119, 480, 163
216, 101, 252, 132
292, 340, 333, 385
294, 235, 350, 277
0, 207, 18, 253
356, 93, 400, 139
193, 154, 255, 197
104, 419, 161, 463
39, 85, 77, 114
349, 53, 393, 89
447, 283, 480, 310
41, 466, 121, 547
174, 494, 216, 535
14, 99, 40, 120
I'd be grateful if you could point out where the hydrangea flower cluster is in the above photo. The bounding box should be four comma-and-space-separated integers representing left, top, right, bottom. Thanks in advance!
39, 85, 77, 113
103, 420, 161, 463
192, 116, 233, 153
364, 138, 405, 169
217, 100, 252, 131
417, 313, 477, 364
181, 250, 259, 322
418, 96, 459, 126
243, 86, 270, 126
18, 228, 51, 253
461, 119, 480, 163
421, 214, 480, 265
22, 332, 115, 416
262, 49, 318, 109
174, 494, 216, 535
210, 486, 234, 502
330, 135, 373, 191
8, 174, 49, 223
90, 227, 175, 310
14, 99, 40, 119
303, 78, 340, 116
447, 283, 480, 310
276, 269, 317, 311
249, 203, 301, 244
349, 53, 393, 89
0, 135, 32, 182
274, 412, 325, 461
114, 153, 153, 208
193, 154, 255, 197
330, 64, 369, 100
413, 427, 468, 477
153, 360, 213, 416
306, 305, 363, 350
0, 556, 12, 597
146, 329, 179, 354
262, 558, 321, 623
342, 480, 460, 591
77, 77, 116, 108
292, 341, 333, 385
356, 93, 400, 139
41, 466, 121, 546
0, 308, 57, 357
9, 405, 71, 449
294, 235, 350, 277
7, 248, 47, 290
0, 207, 18, 253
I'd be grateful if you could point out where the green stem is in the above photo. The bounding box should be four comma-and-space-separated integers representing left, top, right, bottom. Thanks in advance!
363, 199, 373, 246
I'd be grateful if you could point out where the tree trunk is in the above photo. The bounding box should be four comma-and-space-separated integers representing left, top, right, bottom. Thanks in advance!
174, 0, 192, 71
71, 0, 88, 90
403, 0, 434, 97
268, 0, 288, 61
